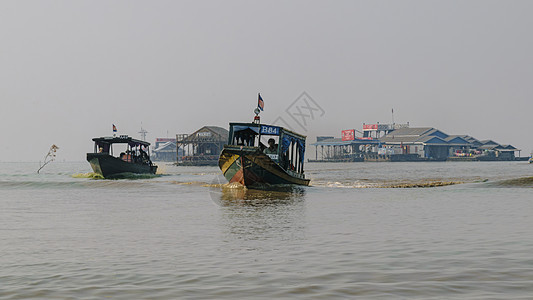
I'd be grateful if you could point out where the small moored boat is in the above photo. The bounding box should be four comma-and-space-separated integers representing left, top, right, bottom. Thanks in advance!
87, 135, 157, 178
218, 122, 310, 187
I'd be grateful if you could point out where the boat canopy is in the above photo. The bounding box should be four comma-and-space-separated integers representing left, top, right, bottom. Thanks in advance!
228, 122, 306, 164
231, 124, 260, 135
92, 136, 150, 148
228, 123, 305, 137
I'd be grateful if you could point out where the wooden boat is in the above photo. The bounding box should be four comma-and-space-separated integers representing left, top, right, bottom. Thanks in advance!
86, 135, 157, 178
218, 122, 310, 187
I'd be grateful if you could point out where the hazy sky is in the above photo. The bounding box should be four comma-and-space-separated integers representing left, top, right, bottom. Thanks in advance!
2, 0, 533, 162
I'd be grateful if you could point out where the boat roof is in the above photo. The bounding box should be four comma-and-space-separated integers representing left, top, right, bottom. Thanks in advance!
92, 135, 151, 146
229, 122, 306, 140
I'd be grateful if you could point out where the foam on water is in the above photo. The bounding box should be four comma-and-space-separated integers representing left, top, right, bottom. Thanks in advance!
72, 172, 105, 179
313, 179, 462, 188
488, 176, 533, 187
155, 163, 166, 175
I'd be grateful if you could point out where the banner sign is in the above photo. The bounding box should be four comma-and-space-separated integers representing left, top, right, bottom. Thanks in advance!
342, 129, 355, 141
364, 124, 396, 131
197, 131, 212, 137
363, 124, 378, 131
260, 125, 280, 135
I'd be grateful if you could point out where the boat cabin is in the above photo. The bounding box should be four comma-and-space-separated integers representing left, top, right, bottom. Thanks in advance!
228, 123, 306, 175
92, 135, 152, 164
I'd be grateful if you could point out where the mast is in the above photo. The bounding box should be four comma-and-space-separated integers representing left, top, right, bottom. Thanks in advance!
139, 126, 148, 141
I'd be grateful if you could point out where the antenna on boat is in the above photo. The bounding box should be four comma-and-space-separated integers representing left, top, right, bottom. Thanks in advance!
139, 124, 148, 141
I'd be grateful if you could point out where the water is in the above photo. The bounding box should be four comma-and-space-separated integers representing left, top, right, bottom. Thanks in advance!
1, 161, 532, 299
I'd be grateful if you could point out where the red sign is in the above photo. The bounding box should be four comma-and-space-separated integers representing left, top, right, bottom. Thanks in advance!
363, 124, 378, 131
342, 129, 355, 141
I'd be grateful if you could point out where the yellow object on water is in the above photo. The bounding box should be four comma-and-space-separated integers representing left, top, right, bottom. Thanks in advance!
71, 172, 105, 179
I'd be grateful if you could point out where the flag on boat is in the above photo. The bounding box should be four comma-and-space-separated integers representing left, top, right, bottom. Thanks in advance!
112, 124, 117, 132
258, 93, 264, 111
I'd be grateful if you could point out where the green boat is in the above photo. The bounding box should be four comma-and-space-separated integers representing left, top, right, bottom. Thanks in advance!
87, 135, 157, 178
218, 122, 310, 188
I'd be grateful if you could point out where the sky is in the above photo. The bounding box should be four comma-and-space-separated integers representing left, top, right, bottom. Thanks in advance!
1, 0, 533, 161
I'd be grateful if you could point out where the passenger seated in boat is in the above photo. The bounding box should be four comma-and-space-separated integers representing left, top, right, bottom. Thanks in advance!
122, 151, 132, 162
263, 138, 277, 154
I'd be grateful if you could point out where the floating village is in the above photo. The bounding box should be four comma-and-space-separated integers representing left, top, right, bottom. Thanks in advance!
311, 122, 522, 162
149, 122, 522, 165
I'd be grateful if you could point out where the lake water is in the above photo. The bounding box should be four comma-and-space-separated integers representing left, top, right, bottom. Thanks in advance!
1, 161, 532, 299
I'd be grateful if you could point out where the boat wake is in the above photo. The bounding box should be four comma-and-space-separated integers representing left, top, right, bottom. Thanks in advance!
312, 179, 463, 189
155, 164, 167, 175
170, 180, 212, 187
486, 176, 533, 188
0, 180, 138, 189
72, 172, 160, 180
171, 181, 261, 189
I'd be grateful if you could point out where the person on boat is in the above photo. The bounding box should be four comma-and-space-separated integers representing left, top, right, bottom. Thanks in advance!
139, 148, 149, 164
264, 138, 278, 155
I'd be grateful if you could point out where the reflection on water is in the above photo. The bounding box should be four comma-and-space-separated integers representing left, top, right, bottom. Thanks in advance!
219, 185, 306, 204
208, 174, 306, 206
211, 183, 307, 242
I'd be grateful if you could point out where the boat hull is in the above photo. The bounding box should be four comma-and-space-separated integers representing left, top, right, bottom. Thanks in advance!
87, 153, 157, 178
218, 146, 310, 187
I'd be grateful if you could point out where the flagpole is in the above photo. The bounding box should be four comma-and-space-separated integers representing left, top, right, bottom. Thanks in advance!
254, 93, 263, 124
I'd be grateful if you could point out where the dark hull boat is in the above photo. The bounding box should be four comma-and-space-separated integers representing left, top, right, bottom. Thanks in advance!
87, 153, 157, 178
218, 122, 310, 188
87, 135, 157, 178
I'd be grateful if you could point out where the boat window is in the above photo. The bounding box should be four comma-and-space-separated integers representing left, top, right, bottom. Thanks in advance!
112, 143, 129, 159
232, 128, 259, 147
95, 142, 111, 154
260, 136, 279, 158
